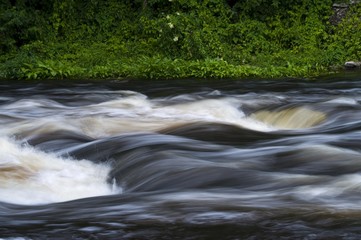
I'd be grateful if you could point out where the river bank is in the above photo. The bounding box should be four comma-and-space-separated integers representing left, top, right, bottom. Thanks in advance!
1, 1, 360, 80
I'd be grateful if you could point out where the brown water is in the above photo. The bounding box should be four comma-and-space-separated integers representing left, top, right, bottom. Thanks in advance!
1, 73, 361, 239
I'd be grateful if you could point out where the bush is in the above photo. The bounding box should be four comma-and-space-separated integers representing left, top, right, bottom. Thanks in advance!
1, 0, 360, 80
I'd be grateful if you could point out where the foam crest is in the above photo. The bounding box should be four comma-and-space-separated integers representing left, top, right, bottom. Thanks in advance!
0, 137, 117, 205
324, 97, 358, 105
152, 98, 274, 132
291, 173, 361, 208
85, 93, 152, 117
1, 97, 276, 138
159, 98, 244, 120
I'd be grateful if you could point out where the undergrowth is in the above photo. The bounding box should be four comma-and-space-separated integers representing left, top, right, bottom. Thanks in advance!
0, 0, 359, 80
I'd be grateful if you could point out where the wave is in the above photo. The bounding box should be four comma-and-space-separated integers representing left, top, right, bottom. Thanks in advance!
250, 107, 326, 129
22, 128, 361, 208
0, 137, 118, 205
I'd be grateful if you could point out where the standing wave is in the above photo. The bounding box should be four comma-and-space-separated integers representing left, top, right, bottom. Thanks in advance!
0, 137, 118, 205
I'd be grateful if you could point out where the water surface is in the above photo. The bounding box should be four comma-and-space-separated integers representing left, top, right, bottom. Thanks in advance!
1, 73, 361, 239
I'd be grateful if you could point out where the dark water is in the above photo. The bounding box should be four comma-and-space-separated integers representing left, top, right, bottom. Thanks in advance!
2, 72, 361, 239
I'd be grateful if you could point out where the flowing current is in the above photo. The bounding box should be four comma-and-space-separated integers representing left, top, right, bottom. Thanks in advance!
2, 74, 361, 239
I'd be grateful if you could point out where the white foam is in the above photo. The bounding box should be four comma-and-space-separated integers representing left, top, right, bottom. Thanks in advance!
0, 137, 119, 205
155, 98, 243, 120
294, 173, 361, 199
81, 96, 274, 132
0, 96, 276, 139
85, 93, 152, 117
324, 97, 358, 105
151, 98, 275, 132
0, 238, 31, 240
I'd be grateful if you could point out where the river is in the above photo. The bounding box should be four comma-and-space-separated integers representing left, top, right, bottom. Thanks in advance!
1, 72, 361, 239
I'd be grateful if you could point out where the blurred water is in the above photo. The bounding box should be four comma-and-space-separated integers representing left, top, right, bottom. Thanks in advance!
2, 73, 361, 239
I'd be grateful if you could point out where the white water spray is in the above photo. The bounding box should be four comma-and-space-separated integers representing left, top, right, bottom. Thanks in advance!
0, 137, 118, 205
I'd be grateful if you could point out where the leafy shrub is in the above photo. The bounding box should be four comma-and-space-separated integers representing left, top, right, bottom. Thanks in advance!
0, 0, 360, 80
0, 5, 45, 53
20, 60, 85, 79
331, 3, 361, 60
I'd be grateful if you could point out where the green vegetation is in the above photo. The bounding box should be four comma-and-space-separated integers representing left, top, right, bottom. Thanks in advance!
0, 0, 360, 80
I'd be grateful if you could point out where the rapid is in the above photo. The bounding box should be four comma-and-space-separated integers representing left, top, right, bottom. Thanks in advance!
1, 73, 361, 239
